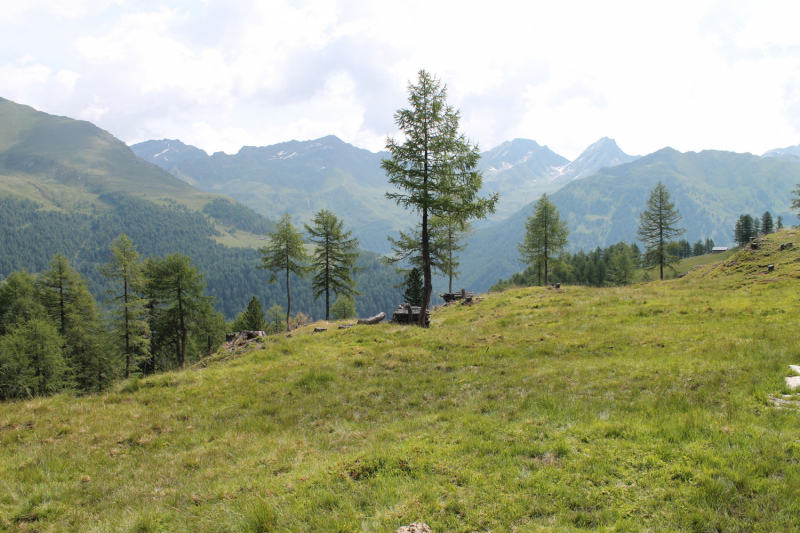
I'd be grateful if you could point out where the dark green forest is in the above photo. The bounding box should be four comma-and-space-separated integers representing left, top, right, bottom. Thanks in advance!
0, 195, 403, 320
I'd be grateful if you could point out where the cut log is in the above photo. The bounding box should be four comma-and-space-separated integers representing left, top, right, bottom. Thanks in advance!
338, 323, 354, 329
226, 330, 266, 342
357, 312, 386, 325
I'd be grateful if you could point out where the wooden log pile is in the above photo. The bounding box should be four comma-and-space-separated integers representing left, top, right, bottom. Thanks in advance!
391, 303, 431, 326
439, 288, 474, 303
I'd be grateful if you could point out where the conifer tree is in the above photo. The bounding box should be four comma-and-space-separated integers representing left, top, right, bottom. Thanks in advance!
99, 234, 150, 379
265, 304, 286, 334
402, 267, 424, 307
36, 253, 110, 391
761, 211, 774, 234
331, 295, 357, 320
259, 213, 310, 331
0, 270, 42, 336
693, 240, 705, 256
241, 296, 267, 331
432, 215, 472, 293
704, 238, 715, 254
382, 70, 498, 326
734, 214, 754, 246
607, 243, 636, 285
0, 318, 66, 399
518, 194, 569, 285
304, 210, 361, 321
145, 253, 216, 368
777, 215, 784, 230
636, 182, 685, 280
753, 215, 761, 237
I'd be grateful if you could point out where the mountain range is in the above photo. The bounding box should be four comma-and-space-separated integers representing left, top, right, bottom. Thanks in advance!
762, 143, 800, 163
0, 97, 403, 319
131, 136, 411, 254
458, 147, 800, 290
4, 95, 799, 304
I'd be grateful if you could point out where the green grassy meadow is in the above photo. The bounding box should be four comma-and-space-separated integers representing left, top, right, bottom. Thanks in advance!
2, 231, 800, 532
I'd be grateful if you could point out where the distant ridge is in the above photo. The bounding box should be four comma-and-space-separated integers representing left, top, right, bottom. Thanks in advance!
762, 144, 800, 163
553, 137, 639, 184
133, 135, 411, 254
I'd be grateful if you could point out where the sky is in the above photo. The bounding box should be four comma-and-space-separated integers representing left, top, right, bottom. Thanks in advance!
2, 0, 800, 160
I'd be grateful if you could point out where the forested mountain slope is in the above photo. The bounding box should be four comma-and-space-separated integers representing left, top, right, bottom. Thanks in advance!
458, 148, 800, 292
132, 136, 413, 254
0, 98, 403, 319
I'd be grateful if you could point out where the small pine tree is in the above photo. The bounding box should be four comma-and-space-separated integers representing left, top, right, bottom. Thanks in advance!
704, 238, 715, 254
753, 215, 761, 237
265, 305, 286, 334
331, 295, 357, 320
402, 267, 424, 307
777, 215, 784, 230
607, 244, 636, 285
693, 240, 705, 256
241, 296, 267, 331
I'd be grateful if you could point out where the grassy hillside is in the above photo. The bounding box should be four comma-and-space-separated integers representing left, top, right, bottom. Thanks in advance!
2, 231, 798, 532
459, 148, 800, 292
0, 98, 216, 213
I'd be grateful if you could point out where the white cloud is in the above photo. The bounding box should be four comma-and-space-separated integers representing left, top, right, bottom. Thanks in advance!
3, 0, 800, 159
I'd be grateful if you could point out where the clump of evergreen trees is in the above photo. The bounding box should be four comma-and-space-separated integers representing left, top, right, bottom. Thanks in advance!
0, 236, 225, 401
734, 211, 780, 246
490, 236, 718, 292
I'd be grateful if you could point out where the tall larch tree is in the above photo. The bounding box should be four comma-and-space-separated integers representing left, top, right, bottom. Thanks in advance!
304, 210, 361, 321
99, 234, 150, 379
636, 181, 685, 280
518, 194, 569, 286
258, 213, 310, 331
382, 70, 498, 326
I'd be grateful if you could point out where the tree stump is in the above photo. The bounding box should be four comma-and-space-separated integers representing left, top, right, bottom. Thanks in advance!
781, 242, 794, 251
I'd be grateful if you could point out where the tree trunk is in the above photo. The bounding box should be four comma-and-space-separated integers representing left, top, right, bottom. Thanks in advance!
325, 241, 330, 321
124, 277, 130, 379
178, 284, 186, 367
448, 225, 453, 293
420, 132, 431, 327
285, 260, 292, 332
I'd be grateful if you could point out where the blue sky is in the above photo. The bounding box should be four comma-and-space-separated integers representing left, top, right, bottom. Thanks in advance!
2, 0, 800, 160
